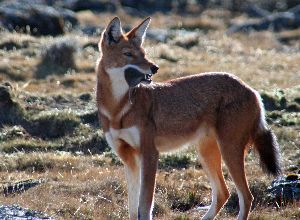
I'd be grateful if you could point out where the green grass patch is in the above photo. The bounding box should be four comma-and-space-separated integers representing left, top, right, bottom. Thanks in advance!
159, 152, 197, 170
0, 138, 62, 153
267, 112, 300, 126
0, 152, 110, 172
64, 126, 109, 154
27, 109, 80, 138
261, 90, 287, 111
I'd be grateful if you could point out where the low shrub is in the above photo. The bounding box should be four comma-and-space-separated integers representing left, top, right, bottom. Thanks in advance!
27, 109, 80, 138
0, 82, 25, 126
35, 37, 77, 78
159, 152, 196, 170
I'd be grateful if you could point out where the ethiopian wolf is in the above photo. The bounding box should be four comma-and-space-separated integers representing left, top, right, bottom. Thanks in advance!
96, 17, 281, 220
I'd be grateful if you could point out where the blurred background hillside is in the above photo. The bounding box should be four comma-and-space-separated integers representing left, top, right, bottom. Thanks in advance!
0, 0, 299, 219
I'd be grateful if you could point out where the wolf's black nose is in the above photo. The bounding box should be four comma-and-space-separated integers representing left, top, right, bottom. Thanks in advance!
150, 65, 159, 74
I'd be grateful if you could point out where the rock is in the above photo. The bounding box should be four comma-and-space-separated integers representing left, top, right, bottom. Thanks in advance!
0, 0, 78, 36
287, 0, 300, 9
60, 0, 117, 12
243, 4, 270, 18
228, 10, 300, 33
268, 12, 300, 31
3, 179, 45, 196
288, 4, 300, 16
0, 204, 54, 219
80, 25, 103, 36
120, 0, 173, 13
268, 174, 300, 205
79, 93, 92, 101
146, 29, 171, 43
0, 82, 13, 106
122, 6, 148, 17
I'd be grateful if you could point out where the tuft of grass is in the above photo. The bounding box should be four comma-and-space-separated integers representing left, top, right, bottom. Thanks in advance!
261, 90, 287, 111
0, 101, 25, 126
171, 34, 199, 49
0, 82, 25, 126
171, 17, 222, 31
267, 112, 300, 126
260, 88, 300, 126
169, 191, 203, 212
159, 52, 179, 63
155, 168, 209, 216
250, 202, 300, 220
276, 29, 300, 44
225, 181, 272, 215
26, 109, 80, 138
35, 37, 77, 78
0, 125, 28, 141
64, 126, 109, 154
0, 63, 30, 81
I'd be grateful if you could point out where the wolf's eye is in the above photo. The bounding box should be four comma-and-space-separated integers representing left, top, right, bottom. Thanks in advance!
123, 52, 133, 57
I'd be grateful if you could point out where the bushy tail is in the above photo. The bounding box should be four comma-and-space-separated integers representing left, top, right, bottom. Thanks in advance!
252, 90, 281, 176
253, 128, 282, 176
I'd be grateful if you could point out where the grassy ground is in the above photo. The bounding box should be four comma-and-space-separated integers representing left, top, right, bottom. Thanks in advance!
0, 9, 299, 220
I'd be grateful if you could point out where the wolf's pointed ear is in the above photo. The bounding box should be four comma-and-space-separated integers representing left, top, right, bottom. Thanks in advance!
103, 17, 122, 45
127, 17, 151, 46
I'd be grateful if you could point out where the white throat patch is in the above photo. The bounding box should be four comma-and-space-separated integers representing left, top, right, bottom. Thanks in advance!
106, 64, 150, 101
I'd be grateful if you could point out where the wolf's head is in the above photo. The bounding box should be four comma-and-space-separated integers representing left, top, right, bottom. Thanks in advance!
99, 17, 159, 88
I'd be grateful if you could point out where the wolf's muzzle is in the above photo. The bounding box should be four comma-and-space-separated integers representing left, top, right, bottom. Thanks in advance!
150, 64, 159, 74
124, 67, 152, 87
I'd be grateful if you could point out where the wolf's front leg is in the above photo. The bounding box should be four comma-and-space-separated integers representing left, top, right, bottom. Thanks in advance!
138, 135, 159, 220
124, 153, 141, 220
115, 140, 141, 220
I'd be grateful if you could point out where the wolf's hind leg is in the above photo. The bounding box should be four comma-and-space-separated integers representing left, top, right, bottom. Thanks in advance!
196, 135, 230, 220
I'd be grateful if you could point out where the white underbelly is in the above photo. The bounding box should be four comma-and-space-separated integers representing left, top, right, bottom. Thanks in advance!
155, 126, 209, 152
104, 125, 211, 153
155, 135, 193, 152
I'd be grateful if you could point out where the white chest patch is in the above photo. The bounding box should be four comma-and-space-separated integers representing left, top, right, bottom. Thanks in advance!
105, 126, 141, 150
106, 67, 129, 101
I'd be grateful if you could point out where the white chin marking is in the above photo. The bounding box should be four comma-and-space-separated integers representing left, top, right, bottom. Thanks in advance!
106, 65, 150, 100
106, 67, 129, 100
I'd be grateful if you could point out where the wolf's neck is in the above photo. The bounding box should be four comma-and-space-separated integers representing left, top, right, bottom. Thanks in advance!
97, 64, 131, 121
105, 66, 129, 101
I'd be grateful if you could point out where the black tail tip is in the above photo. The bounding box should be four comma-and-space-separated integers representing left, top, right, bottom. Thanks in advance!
254, 129, 282, 177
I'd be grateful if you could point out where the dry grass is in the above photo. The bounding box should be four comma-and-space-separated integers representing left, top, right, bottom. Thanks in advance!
0, 8, 299, 220
149, 31, 300, 90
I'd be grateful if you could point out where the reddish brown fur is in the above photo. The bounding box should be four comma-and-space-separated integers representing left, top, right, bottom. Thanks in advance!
96, 17, 281, 220
117, 140, 140, 171
196, 132, 230, 214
